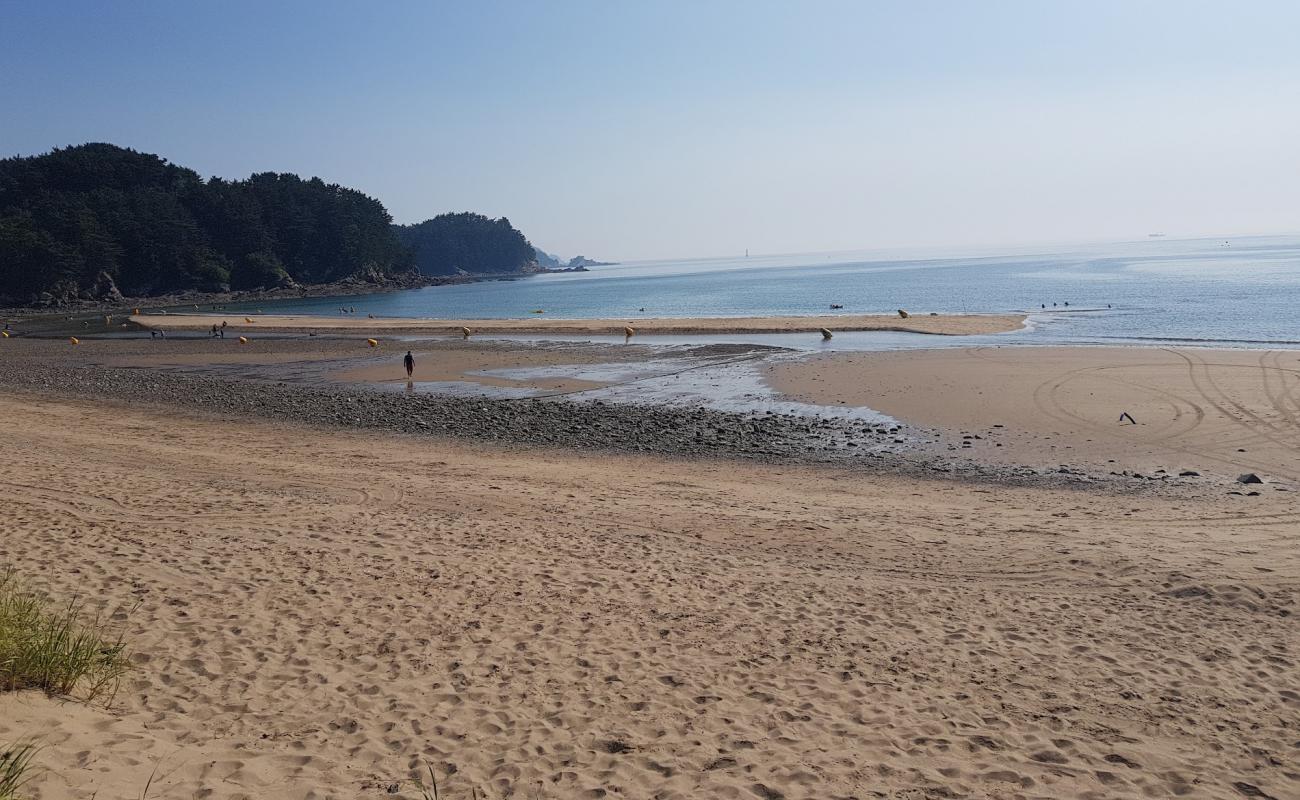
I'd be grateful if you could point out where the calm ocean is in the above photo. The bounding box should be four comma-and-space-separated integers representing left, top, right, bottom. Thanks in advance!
225, 234, 1300, 349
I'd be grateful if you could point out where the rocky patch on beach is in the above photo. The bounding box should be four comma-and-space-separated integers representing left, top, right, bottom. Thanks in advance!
0, 350, 1237, 497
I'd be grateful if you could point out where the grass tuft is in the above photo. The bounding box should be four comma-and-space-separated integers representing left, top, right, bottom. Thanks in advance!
0, 739, 39, 800
412, 759, 440, 800
0, 566, 131, 703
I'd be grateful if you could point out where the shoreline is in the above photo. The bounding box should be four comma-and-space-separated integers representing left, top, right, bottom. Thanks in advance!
0, 334, 1278, 498
0, 269, 587, 319
128, 311, 1028, 337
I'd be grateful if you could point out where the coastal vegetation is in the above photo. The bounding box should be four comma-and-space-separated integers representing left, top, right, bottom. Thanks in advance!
395, 212, 536, 276
0, 566, 130, 703
0, 739, 38, 800
0, 144, 598, 307
0, 567, 134, 799
0, 144, 414, 305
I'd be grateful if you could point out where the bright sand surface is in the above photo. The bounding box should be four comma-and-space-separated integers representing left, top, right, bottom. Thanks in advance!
1, 396, 1297, 800
130, 312, 1026, 336
768, 345, 1300, 483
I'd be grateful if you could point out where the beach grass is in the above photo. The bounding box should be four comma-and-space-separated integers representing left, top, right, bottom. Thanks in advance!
0, 567, 130, 704
0, 739, 39, 800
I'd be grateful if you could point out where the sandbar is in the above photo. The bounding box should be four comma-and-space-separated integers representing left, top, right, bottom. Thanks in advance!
130, 312, 1027, 337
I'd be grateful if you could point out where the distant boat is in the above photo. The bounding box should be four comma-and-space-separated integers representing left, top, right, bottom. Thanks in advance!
745, 248, 749, 258
1148, 233, 1166, 238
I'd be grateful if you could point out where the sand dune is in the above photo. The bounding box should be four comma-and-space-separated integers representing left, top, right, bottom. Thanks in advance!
1, 395, 1296, 799
130, 312, 1026, 337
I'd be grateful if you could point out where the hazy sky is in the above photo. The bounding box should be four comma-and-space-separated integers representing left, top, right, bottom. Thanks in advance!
3, 1, 1298, 260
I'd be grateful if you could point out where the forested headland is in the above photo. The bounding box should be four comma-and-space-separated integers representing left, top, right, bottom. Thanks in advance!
0, 144, 593, 307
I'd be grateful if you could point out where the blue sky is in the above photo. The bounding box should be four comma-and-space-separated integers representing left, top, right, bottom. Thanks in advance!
3, 1, 1298, 259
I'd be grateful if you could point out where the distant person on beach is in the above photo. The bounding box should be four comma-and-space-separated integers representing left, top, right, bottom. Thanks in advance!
404, 350, 415, 378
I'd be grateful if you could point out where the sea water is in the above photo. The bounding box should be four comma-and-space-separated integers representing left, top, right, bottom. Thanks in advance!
222, 234, 1300, 349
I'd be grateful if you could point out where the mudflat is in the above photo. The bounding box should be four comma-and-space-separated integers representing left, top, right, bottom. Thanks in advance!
1, 395, 1296, 800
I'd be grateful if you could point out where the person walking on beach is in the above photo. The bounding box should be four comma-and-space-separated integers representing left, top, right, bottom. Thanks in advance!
404, 350, 415, 378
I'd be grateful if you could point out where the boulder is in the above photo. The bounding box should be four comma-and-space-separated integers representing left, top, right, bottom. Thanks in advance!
91, 271, 125, 302
1237, 473, 1263, 484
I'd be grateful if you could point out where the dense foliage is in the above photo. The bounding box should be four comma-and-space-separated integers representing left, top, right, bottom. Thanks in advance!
395, 212, 537, 276
0, 144, 414, 303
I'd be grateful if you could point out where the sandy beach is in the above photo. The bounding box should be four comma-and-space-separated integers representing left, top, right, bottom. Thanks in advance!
1, 394, 1296, 800
1, 334, 1297, 800
129, 312, 1027, 337
768, 345, 1300, 483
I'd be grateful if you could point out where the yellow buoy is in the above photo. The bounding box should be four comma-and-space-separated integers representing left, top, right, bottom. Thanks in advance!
460, 326, 472, 339
238, 336, 248, 344
1, 331, 9, 338
244, 317, 255, 323
69, 337, 80, 345
366, 338, 379, 348
820, 327, 833, 340
624, 326, 635, 338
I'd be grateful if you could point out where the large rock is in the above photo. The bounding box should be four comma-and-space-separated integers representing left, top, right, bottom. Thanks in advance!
1237, 473, 1263, 484
91, 271, 125, 302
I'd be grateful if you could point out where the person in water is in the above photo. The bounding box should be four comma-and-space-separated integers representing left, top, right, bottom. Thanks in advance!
404, 350, 415, 378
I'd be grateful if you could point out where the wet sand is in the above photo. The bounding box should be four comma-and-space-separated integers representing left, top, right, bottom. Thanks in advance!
94, 338, 646, 396
130, 311, 1027, 337
767, 345, 1300, 484
2, 395, 1296, 800
331, 347, 626, 393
